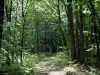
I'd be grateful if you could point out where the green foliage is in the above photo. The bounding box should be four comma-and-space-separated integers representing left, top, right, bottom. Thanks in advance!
36, 53, 46, 61
0, 65, 23, 75
23, 53, 36, 69
0, 52, 46, 75
54, 52, 70, 67
22, 52, 46, 74
83, 31, 89, 36
1, 0, 100, 74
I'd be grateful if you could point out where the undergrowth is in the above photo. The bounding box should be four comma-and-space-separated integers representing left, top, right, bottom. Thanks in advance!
0, 52, 46, 75
54, 51, 71, 67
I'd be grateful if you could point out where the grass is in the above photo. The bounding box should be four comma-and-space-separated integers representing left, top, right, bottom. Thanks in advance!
1, 52, 100, 75
22, 52, 46, 74
54, 51, 71, 67
0, 52, 46, 75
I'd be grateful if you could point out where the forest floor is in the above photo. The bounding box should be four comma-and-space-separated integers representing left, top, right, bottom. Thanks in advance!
33, 54, 100, 75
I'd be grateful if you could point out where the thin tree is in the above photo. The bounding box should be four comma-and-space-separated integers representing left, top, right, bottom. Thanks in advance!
75, 3, 80, 60
57, 0, 67, 46
89, 0, 100, 61
67, 0, 76, 60
79, 2, 85, 63
5, 0, 12, 22
20, 0, 26, 65
0, 0, 4, 49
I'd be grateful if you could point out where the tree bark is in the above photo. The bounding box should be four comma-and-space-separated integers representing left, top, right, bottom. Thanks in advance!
5, 0, 12, 22
57, 0, 67, 46
79, 5, 85, 63
75, 12, 80, 60
9, 0, 12, 22
20, 0, 25, 65
67, 0, 76, 60
0, 0, 4, 50
89, 0, 100, 61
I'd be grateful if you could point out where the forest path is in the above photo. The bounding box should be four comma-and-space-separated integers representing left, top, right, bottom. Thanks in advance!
33, 56, 78, 75
33, 56, 59, 75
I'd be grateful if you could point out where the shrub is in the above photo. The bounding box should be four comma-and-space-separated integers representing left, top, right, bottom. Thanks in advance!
37, 53, 46, 61
54, 52, 70, 67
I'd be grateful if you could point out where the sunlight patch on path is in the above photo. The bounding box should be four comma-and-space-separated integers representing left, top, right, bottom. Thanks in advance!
33, 57, 78, 75
33, 57, 59, 75
48, 71, 66, 75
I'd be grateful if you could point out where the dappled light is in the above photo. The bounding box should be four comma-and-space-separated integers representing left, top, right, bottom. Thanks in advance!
0, 0, 100, 75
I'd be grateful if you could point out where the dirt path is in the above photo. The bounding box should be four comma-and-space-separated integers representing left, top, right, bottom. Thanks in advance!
33, 57, 78, 75
32, 54, 100, 75
33, 57, 59, 75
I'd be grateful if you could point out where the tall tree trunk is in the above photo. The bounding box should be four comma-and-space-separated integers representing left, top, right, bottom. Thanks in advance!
9, 0, 12, 22
5, 0, 12, 22
89, 0, 100, 61
67, 0, 76, 60
74, 0, 80, 60
0, 0, 4, 50
75, 12, 80, 60
79, 4, 85, 63
36, 20, 39, 53
20, 0, 25, 65
15, 0, 19, 63
44, 21, 47, 52
57, 0, 67, 46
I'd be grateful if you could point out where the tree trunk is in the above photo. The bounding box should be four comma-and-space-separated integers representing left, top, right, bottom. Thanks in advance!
9, 0, 12, 22
57, 0, 67, 46
67, 0, 76, 60
0, 0, 4, 50
75, 12, 80, 60
36, 20, 39, 53
79, 5, 85, 63
5, 0, 12, 22
20, 0, 25, 65
89, 0, 100, 61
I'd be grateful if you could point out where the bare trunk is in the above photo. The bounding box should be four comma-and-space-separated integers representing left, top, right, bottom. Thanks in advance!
89, 0, 100, 62
20, 0, 25, 65
67, 0, 76, 60
0, 0, 4, 50
57, 0, 67, 46
75, 13, 80, 60
79, 5, 85, 63
5, 0, 12, 22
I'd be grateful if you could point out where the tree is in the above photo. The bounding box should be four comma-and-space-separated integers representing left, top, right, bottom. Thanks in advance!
57, 0, 67, 46
75, 3, 80, 60
89, 0, 100, 61
67, 0, 76, 60
5, 0, 12, 22
79, 1, 85, 63
0, 0, 4, 49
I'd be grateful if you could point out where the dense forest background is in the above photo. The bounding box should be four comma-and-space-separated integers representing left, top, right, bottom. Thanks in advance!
0, 0, 100, 75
